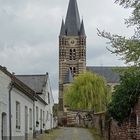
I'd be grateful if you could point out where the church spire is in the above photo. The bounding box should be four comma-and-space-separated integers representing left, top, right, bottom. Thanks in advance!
60, 19, 65, 36
65, 0, 81, 36
80, 19, 86, 36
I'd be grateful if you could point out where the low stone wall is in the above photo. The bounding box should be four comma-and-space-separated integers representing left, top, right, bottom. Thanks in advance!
61, 96, 140, 140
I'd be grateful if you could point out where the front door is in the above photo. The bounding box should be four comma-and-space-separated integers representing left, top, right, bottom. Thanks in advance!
25, 106, 28, 140
1, 113, 7, 140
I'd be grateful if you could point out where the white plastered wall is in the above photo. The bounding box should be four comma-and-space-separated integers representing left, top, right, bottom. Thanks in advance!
0, 70, 11, 140
11, 88, 34, 140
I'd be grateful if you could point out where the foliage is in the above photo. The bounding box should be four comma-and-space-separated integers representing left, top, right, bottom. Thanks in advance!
98, 0, 140, 66
115, 0, 139, 8
108, 67, 140, 123
97, 0, 140, 124
64, 71, 111, 112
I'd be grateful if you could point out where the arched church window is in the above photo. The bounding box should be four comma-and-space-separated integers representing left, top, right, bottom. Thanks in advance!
69, 67, 76, 76
70, 49, 72, 60
69, 49, 77, 60
73, 49, 76, 60
70, 67, 72, 72
82, 49, 84, 57
80, 38, 85, 45
73, 67, 76, 74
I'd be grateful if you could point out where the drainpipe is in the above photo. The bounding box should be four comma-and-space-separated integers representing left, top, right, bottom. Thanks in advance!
9, 81, 14, 140
33, 95, 36, 138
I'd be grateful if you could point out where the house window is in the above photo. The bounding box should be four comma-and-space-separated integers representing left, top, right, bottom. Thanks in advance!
36, 106, 39, 127
16, 101, 21, 129
43, 111, 45, 128
36, 106, 38, 121
29, 108, 32, 130
40, 109, 42, 128
46, 111, 49, 121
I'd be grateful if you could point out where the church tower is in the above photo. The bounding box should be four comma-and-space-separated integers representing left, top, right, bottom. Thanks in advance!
59, 0, 86, 111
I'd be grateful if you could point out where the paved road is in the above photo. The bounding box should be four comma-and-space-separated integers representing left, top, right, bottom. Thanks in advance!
55, 127, 94, 140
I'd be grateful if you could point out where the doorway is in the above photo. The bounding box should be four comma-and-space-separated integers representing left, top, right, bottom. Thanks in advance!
25, 106, 28, 140
1, 112, 7, 140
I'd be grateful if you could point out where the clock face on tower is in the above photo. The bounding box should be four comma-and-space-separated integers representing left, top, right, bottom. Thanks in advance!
69, 38, 76, 46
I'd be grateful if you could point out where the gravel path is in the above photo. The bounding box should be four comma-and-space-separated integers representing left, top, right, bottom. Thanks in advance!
55, 127, 94, 140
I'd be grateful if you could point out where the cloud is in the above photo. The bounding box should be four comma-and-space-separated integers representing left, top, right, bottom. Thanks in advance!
0, 0, 134, 103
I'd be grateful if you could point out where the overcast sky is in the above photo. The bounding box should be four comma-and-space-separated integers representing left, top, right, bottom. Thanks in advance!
0, 0, 134, 103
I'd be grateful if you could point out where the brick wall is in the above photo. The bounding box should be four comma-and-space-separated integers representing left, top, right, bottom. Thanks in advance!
90, 97, 140, 140
104, 97, 140, 140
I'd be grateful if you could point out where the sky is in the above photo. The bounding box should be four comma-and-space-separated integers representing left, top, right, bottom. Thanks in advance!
0, 0, 134, 103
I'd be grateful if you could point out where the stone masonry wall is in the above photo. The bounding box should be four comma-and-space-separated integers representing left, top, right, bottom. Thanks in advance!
104, 97, 140, 140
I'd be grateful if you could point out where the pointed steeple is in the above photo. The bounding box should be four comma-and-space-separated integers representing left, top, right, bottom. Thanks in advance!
64, 68, 73, 84
65, 0, 81, 36
80, 19, 86, 36
60, 19, 66, 36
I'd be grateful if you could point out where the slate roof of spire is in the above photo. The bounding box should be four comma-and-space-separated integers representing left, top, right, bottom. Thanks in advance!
65, 0, 81, 36
60, 19, 66, 36
80, 20, 86, 36
64, 68, 73, 84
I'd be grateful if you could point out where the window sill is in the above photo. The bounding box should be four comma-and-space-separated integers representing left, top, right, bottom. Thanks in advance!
16, 129, 21, 132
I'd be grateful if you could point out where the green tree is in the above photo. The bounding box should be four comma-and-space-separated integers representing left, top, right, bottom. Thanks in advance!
98, 0, 140, 124
108, 67, 140, 123
98, 0, 140, 66
64, 71, 111, 112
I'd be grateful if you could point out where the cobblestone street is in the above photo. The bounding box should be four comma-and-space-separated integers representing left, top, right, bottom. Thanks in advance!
34, 127, 95, 140
55, 127, 93, 140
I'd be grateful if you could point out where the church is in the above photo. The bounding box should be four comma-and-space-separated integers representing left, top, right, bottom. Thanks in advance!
58, 0, 120, 124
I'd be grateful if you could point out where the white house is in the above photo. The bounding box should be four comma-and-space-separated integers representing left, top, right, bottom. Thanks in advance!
0, 66, 55, 140
16, 74, 55, 133
0, 66, 36, 140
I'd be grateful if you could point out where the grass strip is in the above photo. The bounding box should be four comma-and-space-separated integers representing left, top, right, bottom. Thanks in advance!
88, 128, 105, 140
34, 128, 63, 140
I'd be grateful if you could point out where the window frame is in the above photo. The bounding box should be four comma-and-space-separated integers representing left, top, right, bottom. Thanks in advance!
16, 101, 21, 130
29, 108, 32, 130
